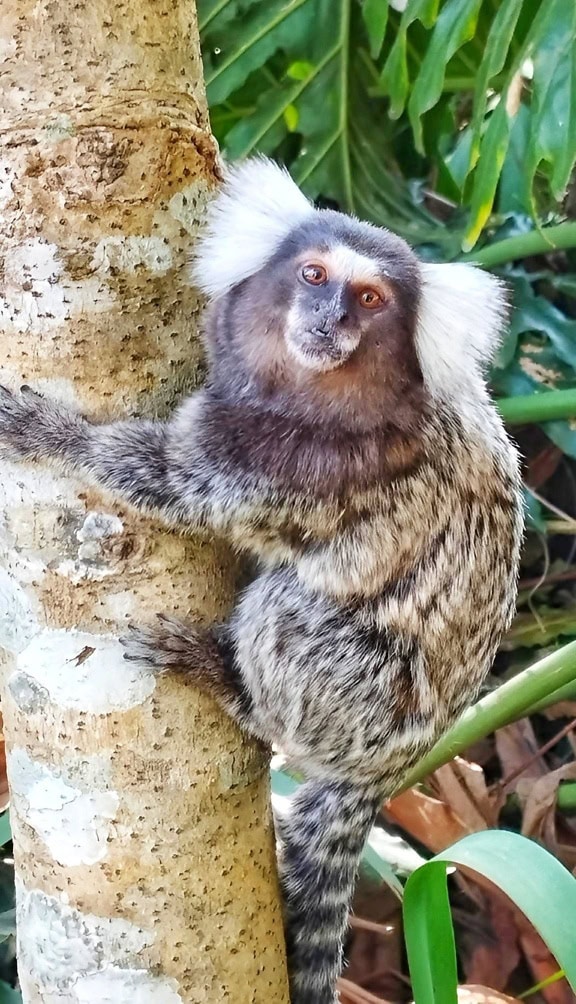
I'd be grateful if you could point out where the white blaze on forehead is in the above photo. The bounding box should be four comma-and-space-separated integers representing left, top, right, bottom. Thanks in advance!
320, 245, 385, 286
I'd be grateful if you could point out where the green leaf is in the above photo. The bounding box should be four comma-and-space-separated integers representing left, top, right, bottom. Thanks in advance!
529, 0, 576, 199
0, 811, 10, 851
403, 861, 458, 1004
203, 0, 314, 105
434, 832, 576, 993
0, 816, 10, 851
467, 0, 524, 174
504, 608, 576, 649
463, 99, 517, 250
0, 984, 20, 1004
361, 0, 389, 59
379, 0, 440, 119
407, 0, 482, 154
209, 0, 447, 244
0, 981, 19, 1004
497, 103, 533, 216
0, 911, 15, 941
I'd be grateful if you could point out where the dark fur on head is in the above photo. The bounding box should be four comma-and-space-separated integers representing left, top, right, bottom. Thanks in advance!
203, 212, 426, 446
0, 157, 524, 1004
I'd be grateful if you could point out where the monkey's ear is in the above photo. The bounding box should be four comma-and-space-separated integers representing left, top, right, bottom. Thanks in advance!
192, 157, 315, 297
416, 262, 509, 391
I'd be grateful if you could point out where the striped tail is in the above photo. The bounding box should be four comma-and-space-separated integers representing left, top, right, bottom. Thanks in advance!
277, 779, 380, 1004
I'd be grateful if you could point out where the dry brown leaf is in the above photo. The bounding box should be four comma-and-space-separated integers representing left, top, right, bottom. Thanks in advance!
457, 986, 520, 1003
463, 894, 520, 992
386, 759, 502, 855
496, 720, 549, 792
517, 762, 576, 869
385, 786, 469, 852
431, 759, 502, 831
517, 920, 576, 1004
338, 977, 393, 1003
544, 701, 576, 721
526, 443, 563, 489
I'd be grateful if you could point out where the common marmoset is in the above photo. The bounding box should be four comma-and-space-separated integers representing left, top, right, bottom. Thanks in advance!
0, 159, 523, 1004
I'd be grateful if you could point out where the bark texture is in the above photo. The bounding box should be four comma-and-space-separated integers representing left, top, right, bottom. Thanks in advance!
0, 2, 290, 1001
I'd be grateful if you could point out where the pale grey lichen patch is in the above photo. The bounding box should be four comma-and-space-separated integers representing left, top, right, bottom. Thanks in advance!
8, 672, 49, 714
77, 512, 124, 543
43, 115, 75, 141
16, 884, 182, 1000
53, 510, 125, 583
0, 567, 38, 654
16, 628, 156, 712
8, 748, 119, 867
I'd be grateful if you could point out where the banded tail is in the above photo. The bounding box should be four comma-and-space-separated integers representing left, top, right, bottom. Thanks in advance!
277, 779, 380, 1004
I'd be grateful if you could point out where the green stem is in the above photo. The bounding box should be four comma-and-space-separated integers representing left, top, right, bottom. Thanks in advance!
396, 641, 576, 794
496, 388, 576, 425
460, 222, 576, 268
557, 783, 576, 813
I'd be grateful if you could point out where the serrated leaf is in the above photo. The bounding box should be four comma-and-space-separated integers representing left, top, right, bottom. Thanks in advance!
362, 0, 389, 59
287, 59, 315, 80
223, 46, 338, 159
407, 0, 482, 154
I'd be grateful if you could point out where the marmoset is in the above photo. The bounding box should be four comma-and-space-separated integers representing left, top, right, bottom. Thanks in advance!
0, 158, 523, 1004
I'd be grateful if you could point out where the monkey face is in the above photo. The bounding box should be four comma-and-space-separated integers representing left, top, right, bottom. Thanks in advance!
283, 244, 402, 373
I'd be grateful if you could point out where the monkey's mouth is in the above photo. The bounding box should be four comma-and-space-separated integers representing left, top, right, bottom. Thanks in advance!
286, 328, 360, 372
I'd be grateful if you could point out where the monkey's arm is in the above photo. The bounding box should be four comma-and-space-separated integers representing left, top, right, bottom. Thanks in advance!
0, 386, 186, 521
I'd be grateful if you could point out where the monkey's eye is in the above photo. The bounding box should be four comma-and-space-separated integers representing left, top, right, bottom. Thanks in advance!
358, 288, 383, 309
301, 263, 328, 285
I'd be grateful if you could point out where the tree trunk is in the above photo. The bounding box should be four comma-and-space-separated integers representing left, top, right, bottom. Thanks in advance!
0, 2, 290, 1001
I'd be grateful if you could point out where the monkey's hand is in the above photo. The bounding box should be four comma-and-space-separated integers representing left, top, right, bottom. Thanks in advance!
0, 384, 88, 465
120, 615, 251, 720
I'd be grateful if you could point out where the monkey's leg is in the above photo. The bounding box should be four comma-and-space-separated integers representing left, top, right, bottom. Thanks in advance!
0, 385, 183, 520
121, 616, 256, 726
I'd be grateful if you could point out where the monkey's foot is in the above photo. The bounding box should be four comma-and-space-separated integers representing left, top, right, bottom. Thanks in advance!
120, 614, 217, 676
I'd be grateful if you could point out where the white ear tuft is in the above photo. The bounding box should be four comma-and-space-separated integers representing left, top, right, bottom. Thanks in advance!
192, 157, 315, 297
416, 262, 508, 394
